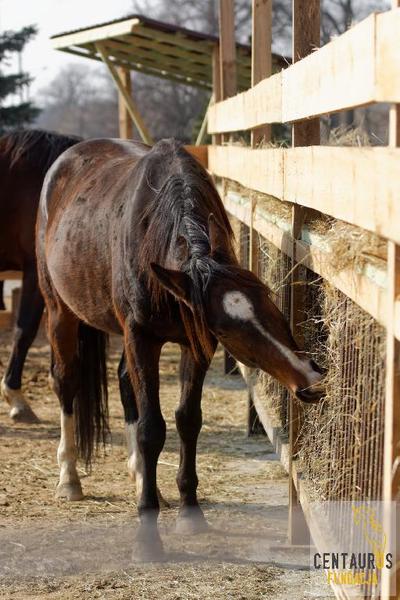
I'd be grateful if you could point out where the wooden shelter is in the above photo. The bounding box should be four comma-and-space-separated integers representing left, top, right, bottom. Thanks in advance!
51, 14, 285, 145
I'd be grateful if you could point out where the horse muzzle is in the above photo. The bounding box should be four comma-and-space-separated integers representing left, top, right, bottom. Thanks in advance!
295, 383, 325, 404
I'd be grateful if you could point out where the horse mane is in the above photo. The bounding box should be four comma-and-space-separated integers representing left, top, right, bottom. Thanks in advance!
138, 139, 257, 363
0, 128, 81, 175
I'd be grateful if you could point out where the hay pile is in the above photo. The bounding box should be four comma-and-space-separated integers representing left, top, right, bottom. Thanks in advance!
223, 126, 387, 505
298, 279, 386, 502
230, 220, 386, 504
257, 237, 291, 431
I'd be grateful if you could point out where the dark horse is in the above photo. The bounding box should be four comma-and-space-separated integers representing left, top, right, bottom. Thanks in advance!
0, 129, 80, 422
37, 138, 324, 560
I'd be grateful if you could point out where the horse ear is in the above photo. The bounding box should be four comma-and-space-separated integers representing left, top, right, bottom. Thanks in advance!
150, 263, 192, 304
208, 213, 229, 256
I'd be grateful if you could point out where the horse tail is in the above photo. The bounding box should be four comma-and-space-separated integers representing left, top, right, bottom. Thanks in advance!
75, 322, 109, 470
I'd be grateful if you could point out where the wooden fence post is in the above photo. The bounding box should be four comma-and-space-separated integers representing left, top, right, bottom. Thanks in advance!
249, 0, 272, 273
212, 45, 222, 146
247, 0, 272, 435
118, 67, 133, 139
251, 0, 272, 148
219, 0, 237, 145
219, 0, 239, 375
288, 0, 320, 546
381, 5, 400, 599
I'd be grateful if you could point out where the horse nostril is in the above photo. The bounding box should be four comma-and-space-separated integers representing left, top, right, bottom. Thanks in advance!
310, 359, 326, 376
295, 385, 325, 404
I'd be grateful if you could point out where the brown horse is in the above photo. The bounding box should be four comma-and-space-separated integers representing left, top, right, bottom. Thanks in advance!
36, 138, 324, 560
0, 129, 80, 422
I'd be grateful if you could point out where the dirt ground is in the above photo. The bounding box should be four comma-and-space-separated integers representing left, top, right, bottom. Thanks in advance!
0, 323, 330, 600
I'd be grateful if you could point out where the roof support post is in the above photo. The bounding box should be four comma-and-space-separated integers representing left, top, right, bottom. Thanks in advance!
96, 43, 153, 145
195, 93, 214, 146
117, 67, 133, 139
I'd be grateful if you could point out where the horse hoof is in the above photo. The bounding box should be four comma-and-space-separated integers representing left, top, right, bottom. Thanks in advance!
131, 530, 166, 563
55, 482, 84, 501
10, 404, 40, 424
1, 379, 40, 424
175, 508, 209, 535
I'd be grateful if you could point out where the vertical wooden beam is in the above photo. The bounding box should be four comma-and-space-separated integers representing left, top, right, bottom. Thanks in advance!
219, 0, 237, 100
251, 0, 272, 147
118, 67, 133, 139
195, 94, 214, 146
292, 0, 320, 146
249, 0, 272, 272
219, 0, 239, 374
247, 1, 271, 435
212, 45, 222, 146
219, 0, 237, 144
96, 43, 153, 145
288, 0, 320, 546
382, 5, 400, 599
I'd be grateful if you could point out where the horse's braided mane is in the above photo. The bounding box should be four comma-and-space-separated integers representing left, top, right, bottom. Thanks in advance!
138, 139, 259, 363
0, 128, 81, 175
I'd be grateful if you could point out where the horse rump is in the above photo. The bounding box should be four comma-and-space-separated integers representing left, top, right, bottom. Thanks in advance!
75, 322, 110, 469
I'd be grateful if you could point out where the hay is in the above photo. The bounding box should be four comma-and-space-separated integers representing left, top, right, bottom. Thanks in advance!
305, 218, 387, 275
257, 236, 292, 431
327, 125, 372, 147
229, 212, 386, 506
298, 277, 386, 503
225, 179, 387, 284
226, 180, 292, 231
223, 131, 387, 510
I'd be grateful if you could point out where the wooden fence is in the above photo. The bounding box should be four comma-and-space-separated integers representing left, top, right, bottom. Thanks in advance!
208, 1, 400, 598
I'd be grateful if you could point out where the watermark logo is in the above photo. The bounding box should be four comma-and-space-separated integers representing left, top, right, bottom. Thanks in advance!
309, 501, 397, 597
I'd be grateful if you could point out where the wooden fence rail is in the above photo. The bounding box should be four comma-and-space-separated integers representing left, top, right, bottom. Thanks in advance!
208, 9, 400, 134
209, 145, 400, 245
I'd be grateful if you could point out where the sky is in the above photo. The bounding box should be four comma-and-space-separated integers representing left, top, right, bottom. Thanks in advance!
0, 0, 135, 96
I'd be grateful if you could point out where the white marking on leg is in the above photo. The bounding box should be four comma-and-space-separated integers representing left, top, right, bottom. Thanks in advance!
222, 291, 315, 378
58, 411, 80, 487
125, 422, 143, 500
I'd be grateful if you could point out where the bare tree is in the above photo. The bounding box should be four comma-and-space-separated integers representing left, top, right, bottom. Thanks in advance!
321, 0, 390, 43
36, 64, 119, 138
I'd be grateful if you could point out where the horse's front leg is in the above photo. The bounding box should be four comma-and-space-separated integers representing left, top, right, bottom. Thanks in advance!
175, 344, 214, 535
124, 323, 166, 561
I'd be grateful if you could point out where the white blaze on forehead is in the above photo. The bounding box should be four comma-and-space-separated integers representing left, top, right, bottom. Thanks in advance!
223, 291, 255, 320
222, 290, 312, 376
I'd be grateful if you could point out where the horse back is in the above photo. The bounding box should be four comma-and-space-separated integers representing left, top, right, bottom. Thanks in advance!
0, 129, 79, 270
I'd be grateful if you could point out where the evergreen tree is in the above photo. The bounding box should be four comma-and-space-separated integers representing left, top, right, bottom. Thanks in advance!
0, 26, 40, 134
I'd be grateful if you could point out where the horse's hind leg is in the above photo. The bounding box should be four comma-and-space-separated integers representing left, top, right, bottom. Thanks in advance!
175, 344, 214, 535
118, 352, 141, 491
1, 263, 44, 423
47, 305, 83, 501
118, 351, 168, 508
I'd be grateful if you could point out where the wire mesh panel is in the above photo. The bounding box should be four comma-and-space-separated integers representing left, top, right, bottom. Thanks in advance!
228, 207, 388, 597
298, 278, 386, 504
256, 235, 292, 434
